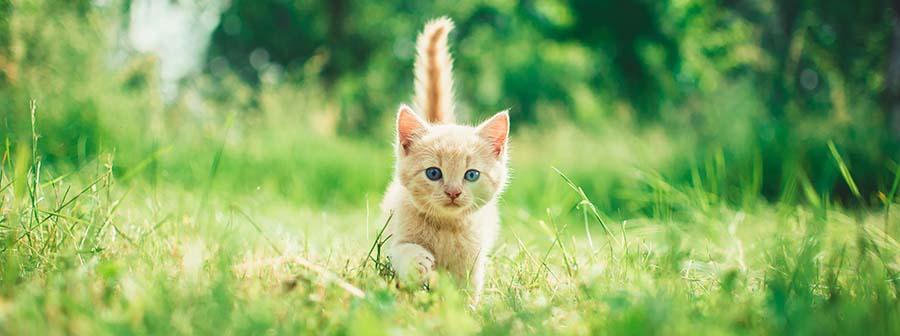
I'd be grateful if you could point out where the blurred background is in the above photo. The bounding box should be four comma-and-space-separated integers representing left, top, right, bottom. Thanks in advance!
1, 0, 898, 213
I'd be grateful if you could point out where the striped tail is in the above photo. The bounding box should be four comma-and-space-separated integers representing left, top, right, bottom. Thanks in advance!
414, 17, 456, 124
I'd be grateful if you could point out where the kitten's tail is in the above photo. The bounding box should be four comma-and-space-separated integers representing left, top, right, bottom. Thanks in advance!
414, 17, 456, 124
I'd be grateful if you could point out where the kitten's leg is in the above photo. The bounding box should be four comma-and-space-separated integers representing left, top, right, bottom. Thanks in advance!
469, 256, 487, 305
389, 243, 435, 284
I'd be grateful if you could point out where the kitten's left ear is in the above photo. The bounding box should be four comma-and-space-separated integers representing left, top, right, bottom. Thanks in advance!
477, 110, 510, 158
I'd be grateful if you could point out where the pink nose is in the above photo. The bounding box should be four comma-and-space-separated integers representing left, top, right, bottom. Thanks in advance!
445, 189, 461, 200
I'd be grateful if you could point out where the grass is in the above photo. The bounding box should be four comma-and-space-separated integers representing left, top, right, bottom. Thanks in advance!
1, 104, 900, 335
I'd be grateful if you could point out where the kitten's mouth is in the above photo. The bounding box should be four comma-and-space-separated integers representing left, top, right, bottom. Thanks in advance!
444, 201, 462, 208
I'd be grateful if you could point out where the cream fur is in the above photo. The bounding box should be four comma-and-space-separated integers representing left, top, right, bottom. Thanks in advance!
414, 17, 455, 124
383, 18, 510, 300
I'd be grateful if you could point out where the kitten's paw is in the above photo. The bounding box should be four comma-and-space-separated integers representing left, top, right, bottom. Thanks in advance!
412, 252, 434, 276
389, 243, 436, 287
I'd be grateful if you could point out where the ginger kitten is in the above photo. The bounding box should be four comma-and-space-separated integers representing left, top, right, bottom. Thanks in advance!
382, 17, 510, 299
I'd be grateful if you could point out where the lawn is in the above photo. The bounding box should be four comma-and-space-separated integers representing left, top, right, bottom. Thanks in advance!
2, 101, 899, 335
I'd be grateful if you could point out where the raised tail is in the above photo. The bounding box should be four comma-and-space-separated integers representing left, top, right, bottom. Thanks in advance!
414, 17, 456, 124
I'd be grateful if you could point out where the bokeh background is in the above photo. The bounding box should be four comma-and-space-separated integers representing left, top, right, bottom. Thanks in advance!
1, 0, 898, 210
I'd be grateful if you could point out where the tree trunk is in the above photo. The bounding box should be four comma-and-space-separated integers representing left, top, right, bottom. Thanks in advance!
323, 0, 346, 88
886, 3, 900, 140
0, 0, 13, 86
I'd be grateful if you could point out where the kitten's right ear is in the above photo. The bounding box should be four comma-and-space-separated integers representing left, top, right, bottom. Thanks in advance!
397, 104, 428, 154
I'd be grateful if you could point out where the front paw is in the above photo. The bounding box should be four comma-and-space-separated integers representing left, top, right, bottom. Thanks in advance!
390, 243, 436, 287
412, 252, 434, 277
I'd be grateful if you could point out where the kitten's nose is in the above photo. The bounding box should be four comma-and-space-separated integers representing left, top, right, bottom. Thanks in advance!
445, 189, 462, 200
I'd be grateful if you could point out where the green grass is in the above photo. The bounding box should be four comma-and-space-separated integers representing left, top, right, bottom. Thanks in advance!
2, 104, 900, 335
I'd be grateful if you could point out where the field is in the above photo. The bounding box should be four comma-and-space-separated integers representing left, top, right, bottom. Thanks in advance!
3, 1, 900, 335
1, 99, 898, 335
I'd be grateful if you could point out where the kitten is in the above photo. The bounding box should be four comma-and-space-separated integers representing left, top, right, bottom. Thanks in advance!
382, 17, 510, 299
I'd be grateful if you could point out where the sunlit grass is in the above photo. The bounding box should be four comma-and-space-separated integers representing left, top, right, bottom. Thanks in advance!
2, 103, 899, 335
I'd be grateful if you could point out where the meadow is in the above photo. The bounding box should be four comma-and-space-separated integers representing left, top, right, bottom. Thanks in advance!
2, 97, 899, 334
2, 1, 900, 335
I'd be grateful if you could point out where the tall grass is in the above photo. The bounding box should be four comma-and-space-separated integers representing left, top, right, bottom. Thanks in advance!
2, 101, 900, 334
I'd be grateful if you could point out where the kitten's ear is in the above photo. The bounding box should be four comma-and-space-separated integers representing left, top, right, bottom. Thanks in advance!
397, 104, 428, 154
477, 110, 510, 158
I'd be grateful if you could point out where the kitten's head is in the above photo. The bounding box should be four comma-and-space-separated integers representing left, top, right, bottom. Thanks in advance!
394, 105, 509, 217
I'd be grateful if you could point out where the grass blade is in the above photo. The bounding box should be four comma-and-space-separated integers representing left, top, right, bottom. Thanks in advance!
827, 141, 862, 200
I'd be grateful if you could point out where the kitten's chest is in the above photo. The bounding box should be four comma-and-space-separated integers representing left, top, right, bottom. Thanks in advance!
425, 224, 482, 275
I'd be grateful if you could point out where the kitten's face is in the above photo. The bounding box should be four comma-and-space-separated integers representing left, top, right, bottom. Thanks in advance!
395, 106, 509, 217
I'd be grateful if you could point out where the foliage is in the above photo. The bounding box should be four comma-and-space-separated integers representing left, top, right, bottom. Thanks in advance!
207, 0, 899, 201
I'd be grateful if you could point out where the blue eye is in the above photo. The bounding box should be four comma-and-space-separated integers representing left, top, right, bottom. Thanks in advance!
464, 169, 480, 182
425, 167, 442, 181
